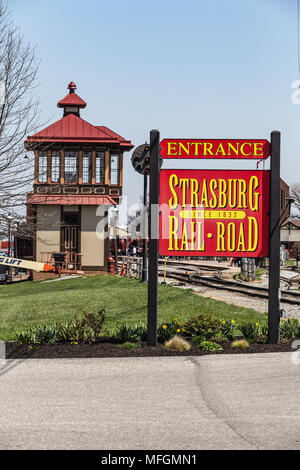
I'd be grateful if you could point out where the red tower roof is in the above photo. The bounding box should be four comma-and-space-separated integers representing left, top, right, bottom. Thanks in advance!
57, 81, 87, 108
25, 113, 133, 148
25, 82, 133, 150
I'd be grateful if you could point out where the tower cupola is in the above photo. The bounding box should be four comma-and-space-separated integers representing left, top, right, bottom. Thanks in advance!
57, 81, 87, 117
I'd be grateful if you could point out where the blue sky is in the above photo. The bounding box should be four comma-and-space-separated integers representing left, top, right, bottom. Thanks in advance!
8, 0, 300, 214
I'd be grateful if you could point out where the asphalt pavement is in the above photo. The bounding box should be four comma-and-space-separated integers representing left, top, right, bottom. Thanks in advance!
0, 352, 299, 449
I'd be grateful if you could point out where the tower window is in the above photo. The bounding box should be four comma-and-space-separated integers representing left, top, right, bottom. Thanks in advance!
51, 151, 60, 183
64, 151, 78, 183
38, 151, 47, 183
95, 150, 105, 183
110, 154, 119, 185
82, 151, 92, 183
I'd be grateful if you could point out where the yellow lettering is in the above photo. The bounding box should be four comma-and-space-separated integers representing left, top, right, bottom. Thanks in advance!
216, 222, 226, 251
218, 179, 227, 208
248, 217, 258, 251
237, 179, 247, 208
178, 142, 190, 156
179, 179, 190, 207
169, 174, 179, 209
236, 223, 246, 251
249, 175, 259, 211
167, 142, 177, 156
168, 216, 179, 250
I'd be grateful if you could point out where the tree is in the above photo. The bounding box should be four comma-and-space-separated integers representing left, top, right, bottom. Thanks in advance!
290, 184, 300, 219
0, 2, 40, 240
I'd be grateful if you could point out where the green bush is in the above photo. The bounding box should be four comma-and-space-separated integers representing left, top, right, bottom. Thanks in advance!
16, 308, 106, 345
157, 318, 184, 343
220, 319, 236, 340
183, 313, 220, 339
238, 321, 260, 343
280, 319, 300, 341
114, 323, 147, 343
16, 324, 58, 344
211, 332, 228, 343
196, 340, 223, 351
34, 324, 58, 344
56, 308, 105, 343
16, 328, 36, 345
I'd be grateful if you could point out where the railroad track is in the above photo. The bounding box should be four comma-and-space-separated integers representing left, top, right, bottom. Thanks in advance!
159, 270, 300, 306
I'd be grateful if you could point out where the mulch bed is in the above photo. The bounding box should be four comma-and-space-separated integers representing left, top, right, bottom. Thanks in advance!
5, 338, 293, 359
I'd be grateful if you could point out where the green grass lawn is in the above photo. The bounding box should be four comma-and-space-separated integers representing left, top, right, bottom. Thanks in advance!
0, 275, 266, 341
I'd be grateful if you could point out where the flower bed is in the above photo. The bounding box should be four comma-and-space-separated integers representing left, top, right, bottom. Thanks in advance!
5, 338, 293, 359
8, 309, 299, 358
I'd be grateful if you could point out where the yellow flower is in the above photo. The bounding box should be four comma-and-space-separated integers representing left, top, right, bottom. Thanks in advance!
182, 328, 185, 332
173, 317, 178, 322
255, 322, 259, 326
231, 319, 235, 324
162, 325, 167, 330
176, 329, 180, 333
222, 320, 226, 324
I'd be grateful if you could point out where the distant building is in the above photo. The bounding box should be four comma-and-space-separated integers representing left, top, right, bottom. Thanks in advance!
279, 178, 290, 223
24, 81, 133, 272
281, 219, 300, 258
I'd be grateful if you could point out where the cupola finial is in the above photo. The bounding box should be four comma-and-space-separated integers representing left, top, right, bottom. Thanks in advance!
68, 81, 76, 94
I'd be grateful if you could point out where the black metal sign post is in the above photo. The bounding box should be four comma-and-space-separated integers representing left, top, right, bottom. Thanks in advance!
142, 173, 148, 283
147, 129, 160, 346
268, 130, 281, 344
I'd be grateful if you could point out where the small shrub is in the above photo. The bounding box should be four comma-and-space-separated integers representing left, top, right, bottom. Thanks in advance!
238, 322, 260, 343
231, 339, 250, 349
34, 324, 58, 344
211, 332, 228, 343
196, 340, 223, 351
183, 314, 220, 339
82, 308, 106, 338
280, 318, 300, 341
192, 335, 206, 345
220, 319, 236, 340
56, 308, 106, 343
114, 323, 147, 343
16, 325, 58, 344
157, 318, 184, 343
164, 336, 191, 352
117, 341, 141, 350
16, 329, 36, 344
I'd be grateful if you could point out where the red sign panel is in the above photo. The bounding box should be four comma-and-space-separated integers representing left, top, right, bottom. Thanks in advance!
159, 169, 269, 258
160, 139, 270, 159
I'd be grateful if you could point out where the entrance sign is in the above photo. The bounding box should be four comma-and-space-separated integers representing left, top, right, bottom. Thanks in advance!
147, 130, 280, 346
160, 139, 270, 160
159, 170, 269, 258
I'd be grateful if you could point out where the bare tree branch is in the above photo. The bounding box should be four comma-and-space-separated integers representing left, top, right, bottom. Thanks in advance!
0, 1, 40, 237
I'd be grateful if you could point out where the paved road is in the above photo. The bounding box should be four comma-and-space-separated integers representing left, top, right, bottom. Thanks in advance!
0, 352, 299, 449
